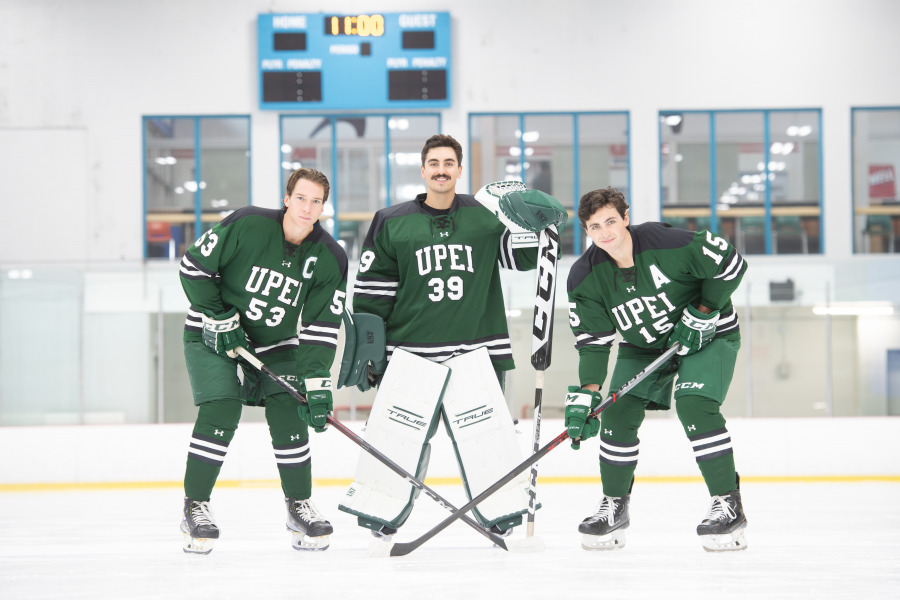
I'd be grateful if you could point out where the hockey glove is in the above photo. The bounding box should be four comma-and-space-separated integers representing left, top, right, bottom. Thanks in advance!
564, 386, 602, 449
299, 372, 333, 433
201, 307, 248, 359
669, 305, 719, 356
499, 189, 568, 233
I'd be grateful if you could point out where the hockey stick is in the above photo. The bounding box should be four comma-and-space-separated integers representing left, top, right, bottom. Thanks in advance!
385, 343, 681, 557
526, 225, 560, 539
234, 346, 512, 551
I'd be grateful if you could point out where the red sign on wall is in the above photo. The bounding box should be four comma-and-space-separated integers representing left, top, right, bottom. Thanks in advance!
869, 164, 896, 199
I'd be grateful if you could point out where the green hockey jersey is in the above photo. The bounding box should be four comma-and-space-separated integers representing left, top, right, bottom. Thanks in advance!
352, 193, 538, 371
180, 206, 348, 377
567, 222, 747, 385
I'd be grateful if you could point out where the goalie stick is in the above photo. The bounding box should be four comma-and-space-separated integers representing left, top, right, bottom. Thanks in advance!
234, 346, 512, 550
385, 343, 682, 557
526, 225, 560, 538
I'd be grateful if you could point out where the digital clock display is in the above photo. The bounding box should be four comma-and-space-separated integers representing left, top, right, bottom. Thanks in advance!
324, 14, 386, 37
258, 12, 451, 110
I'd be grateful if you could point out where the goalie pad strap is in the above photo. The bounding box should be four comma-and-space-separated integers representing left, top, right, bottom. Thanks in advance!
337, 349, 450, 530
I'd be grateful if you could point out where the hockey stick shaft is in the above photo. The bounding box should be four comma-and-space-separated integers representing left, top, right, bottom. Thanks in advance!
235, 346, 510, 550
527, 225, 560, 535
389, 343, 681, 557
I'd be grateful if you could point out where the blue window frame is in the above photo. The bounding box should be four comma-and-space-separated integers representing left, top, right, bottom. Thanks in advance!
142, 115, 251, 260
659, 109, 823, 255
280, 113, 441, 261
851, 107, 900, 254
469, 112, 631, 256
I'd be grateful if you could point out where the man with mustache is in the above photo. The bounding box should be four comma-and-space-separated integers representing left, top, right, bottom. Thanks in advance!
339, 134, 566, 542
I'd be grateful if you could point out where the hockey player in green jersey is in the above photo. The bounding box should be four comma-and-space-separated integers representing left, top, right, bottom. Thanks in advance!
178, 168, 348, 554
339, 134, 567, 542
564, 187, 749, 552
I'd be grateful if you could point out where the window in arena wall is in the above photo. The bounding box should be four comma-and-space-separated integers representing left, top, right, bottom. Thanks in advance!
280, 113, 441, 262
142, 115, 251, 260
659, 109, 822, 255
852, 107, 900, 254
469, 111, 630, 256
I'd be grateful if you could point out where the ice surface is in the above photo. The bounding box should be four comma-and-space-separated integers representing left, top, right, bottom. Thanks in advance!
1, 480, 898, 599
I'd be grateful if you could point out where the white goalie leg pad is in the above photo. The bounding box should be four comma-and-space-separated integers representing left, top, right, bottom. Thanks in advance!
442, 347, 531, 528
338, 349, 450, 529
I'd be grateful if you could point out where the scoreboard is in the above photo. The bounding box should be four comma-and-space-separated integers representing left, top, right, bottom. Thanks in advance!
257, 12, 451, 110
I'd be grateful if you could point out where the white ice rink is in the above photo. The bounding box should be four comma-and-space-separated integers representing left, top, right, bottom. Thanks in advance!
1, 480, 899, 600
1, 418, 899, 599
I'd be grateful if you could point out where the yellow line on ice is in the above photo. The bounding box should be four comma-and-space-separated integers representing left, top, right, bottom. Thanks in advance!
1, 474, 898, 493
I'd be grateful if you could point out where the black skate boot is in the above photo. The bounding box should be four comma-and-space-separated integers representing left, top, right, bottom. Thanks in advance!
181, 497, 219, 555
697, 482, 748, 552
286, 498, 333, 551
578, 494, 630, 550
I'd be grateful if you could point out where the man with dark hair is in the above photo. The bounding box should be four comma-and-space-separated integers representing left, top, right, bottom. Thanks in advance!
179, 168, 347, 554
564, 186, 749, 552
339, 134, 566, 542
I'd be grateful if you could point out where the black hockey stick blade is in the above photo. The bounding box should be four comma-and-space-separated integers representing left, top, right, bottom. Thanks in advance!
388, 343, 681, 557
530, 225, 560, 371
234, 347, 510, 551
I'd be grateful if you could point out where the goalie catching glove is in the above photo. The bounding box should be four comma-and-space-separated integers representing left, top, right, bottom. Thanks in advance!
669, 305, 719, 356
201, 307, 248, 359
299, 371, 333, 432
564, 386, 602, 449
474, 181, 568, 233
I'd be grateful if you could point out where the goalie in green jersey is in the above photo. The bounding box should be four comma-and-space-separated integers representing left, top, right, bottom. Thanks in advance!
338, 134, 567, 541
178, 168, 348, 554
564, 187, 749, 552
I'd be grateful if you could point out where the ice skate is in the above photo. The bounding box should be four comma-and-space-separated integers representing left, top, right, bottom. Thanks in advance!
181, 497, 219, 555
578, 494, 630, 550
697, 487, 748, 552
286, 498, 333, 551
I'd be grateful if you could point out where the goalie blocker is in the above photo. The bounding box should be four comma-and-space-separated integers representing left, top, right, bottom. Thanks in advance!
338, 347, 534, 533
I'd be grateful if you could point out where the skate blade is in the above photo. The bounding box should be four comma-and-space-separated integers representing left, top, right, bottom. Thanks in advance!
182, 532, 215, 555
581, 532, 626, 551
290, 531, 330, 551
700, 529, 748, 552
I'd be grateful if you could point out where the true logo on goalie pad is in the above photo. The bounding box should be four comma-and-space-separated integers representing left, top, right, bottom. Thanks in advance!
449, 406, 494, 427
386, 405, 428, 430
